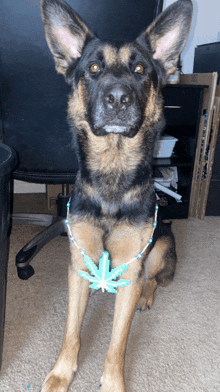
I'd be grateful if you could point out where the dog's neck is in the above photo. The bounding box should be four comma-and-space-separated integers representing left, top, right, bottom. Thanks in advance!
73, 129, 155, 220
77, 127, 154, 177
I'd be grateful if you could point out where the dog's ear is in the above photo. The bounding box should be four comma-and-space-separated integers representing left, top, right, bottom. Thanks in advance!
137, 0, 193, 77
41, 0, 93, 76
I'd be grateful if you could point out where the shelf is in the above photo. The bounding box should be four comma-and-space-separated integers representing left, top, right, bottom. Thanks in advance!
159, 202, 189, 219
154, 83, 207, 219
153, 156, 193, 167
165, 84, 208, 89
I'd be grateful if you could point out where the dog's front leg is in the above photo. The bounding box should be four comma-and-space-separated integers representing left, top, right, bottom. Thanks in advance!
101, 224, 149, 392
41, 266, 90, 392
101, 272, 143, 392
41, 220, 104, 392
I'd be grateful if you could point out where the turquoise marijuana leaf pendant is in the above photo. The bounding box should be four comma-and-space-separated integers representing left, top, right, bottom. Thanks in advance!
78, 251, 130, 294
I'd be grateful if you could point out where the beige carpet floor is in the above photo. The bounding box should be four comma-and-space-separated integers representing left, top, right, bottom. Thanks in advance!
0, 217, 220, 392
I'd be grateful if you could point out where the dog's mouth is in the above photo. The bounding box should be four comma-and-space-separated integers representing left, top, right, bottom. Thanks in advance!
92, 124, 140, 138
103, 125, 127, 134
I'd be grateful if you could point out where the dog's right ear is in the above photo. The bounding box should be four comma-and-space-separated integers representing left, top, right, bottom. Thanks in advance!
41, 0, 93, 76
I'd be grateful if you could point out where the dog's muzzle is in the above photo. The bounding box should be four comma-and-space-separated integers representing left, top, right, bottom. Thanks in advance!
91, 83, 142, 137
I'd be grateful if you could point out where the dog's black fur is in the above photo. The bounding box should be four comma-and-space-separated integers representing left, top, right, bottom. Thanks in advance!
40, 1, 193, 391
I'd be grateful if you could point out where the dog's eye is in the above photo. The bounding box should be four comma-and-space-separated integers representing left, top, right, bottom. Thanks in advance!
90, 63, 100, 74
134, 64, 144, 74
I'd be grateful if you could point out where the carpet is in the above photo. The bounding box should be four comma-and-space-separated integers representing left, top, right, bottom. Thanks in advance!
0, 217, 220, 392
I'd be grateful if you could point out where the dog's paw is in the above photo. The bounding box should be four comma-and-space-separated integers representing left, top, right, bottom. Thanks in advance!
100, 374, 126, 392
137, 279, 157, 311
41, 374, 69, 392
137, 293, 154, 311
41, 369, 76, 392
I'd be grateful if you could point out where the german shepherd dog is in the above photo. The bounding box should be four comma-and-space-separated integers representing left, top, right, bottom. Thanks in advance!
41, 0, 192, 391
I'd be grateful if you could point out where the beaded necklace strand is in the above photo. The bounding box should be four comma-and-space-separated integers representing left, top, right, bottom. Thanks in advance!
65, 200, 158, 293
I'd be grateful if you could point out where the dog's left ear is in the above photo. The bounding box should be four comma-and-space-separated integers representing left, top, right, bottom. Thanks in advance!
137, 0, 193, 77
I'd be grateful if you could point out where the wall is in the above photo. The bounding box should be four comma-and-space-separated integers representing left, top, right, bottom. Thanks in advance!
163, 0, 220, 74
14, 181, 45, 194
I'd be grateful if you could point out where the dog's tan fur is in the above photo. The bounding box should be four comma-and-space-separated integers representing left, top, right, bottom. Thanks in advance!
40, 0, 193, 391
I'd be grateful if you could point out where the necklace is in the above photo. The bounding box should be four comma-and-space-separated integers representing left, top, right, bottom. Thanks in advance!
66, 200, 158, 294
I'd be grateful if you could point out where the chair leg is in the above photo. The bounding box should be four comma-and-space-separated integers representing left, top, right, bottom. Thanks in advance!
16, 219, 66, 280
0, 239, 9, 368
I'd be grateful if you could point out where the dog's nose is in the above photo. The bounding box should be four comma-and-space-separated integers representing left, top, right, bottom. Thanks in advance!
104, 85, 132, 111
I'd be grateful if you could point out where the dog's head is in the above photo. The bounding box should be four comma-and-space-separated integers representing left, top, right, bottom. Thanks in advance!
41, 0, 192, 139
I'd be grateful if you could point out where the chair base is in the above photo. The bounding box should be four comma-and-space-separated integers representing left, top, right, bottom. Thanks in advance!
17, 264, 35, 280
15, 219, 67, 279
12, 213, 55, 227
14, 192, 69, 280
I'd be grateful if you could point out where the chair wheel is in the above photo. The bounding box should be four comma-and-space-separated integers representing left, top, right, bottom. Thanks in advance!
17, 265, 35, 280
